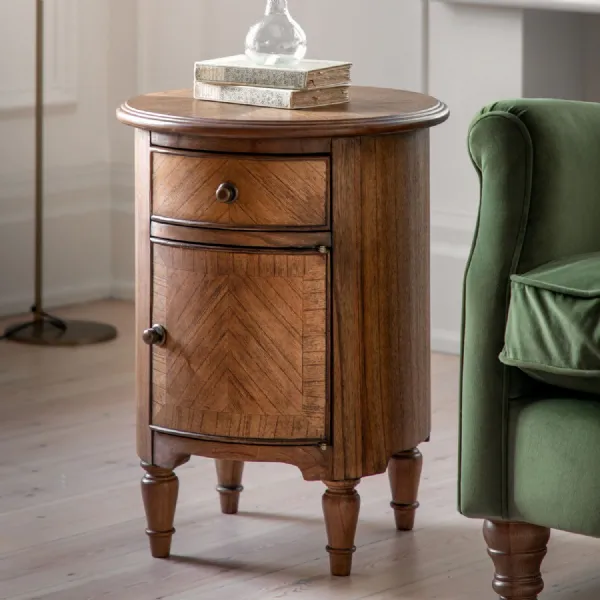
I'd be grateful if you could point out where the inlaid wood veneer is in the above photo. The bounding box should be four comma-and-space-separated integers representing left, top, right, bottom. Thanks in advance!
151, 244, 328, 442
152, 151, 329, 228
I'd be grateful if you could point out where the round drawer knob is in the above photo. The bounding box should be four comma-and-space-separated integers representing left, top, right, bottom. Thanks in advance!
143, 324, 167, 347
216, 182, 239, 204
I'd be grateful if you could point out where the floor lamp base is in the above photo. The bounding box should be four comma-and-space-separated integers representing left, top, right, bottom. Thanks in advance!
3, 314, 117, 347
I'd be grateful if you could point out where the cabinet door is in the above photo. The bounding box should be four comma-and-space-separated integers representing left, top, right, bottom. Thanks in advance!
151, 243, 329, 443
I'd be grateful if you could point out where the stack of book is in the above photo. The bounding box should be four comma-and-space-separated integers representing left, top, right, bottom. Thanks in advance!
193, 55, 352, 110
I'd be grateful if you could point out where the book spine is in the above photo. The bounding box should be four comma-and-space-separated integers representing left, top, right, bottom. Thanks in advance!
194, 82, 295, 109
195, 64, 308, 90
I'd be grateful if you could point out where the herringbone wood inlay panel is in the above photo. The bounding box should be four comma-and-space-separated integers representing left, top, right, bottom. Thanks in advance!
152, 152, 329, 228
151, 244, 328, 441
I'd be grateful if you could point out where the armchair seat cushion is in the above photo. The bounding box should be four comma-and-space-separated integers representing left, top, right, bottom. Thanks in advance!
509, 395, 600, 537
500, 251, 600, 394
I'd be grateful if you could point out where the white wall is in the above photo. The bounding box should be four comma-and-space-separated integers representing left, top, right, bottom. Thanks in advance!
584, 15, 600, 101
104, 0, 422, 315
522, 10, 585, 100
134, 0, 427, 93
107, 0, 139, 300
427, 2, 600, 352
428, 1, 524, 352
3, 0, 599, 354
0, 0, 113, 316
129, 0, 452, 353
199, 0, 427, 91
137, 0, 208, 94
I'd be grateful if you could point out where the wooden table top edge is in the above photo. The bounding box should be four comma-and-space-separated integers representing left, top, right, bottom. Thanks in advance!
116, 86, 450, 139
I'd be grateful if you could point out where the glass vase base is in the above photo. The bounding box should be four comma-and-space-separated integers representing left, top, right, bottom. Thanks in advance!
245, 51, 302, 67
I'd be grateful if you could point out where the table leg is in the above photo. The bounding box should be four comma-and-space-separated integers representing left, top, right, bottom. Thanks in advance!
322, 479, 361, 576
215, 459, 245, 515
141, 462, 179, 558
388, 448, 423, 531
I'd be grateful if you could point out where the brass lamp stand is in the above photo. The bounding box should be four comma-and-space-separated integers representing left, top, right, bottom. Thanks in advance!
2, 0, 117, 346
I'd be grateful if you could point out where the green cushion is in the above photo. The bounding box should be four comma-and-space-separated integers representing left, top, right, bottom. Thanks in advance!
500, 252, 600, 395
509, 396, 600, 537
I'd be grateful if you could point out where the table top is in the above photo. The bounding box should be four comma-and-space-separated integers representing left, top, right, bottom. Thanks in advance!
116, 86, 449, 139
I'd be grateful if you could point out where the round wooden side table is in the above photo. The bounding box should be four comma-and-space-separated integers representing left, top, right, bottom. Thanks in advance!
117, 86, 449, 577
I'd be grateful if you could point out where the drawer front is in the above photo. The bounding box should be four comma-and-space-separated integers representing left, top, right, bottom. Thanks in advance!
151, 243, 329, 442
152, 152, 329, 229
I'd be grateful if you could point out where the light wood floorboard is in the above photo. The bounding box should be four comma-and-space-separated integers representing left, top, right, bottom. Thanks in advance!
1, 301, 599, 599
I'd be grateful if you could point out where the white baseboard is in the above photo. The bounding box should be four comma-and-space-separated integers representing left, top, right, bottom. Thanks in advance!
0, 281, 113, 320
431, 328, 462, 354
111, 280, 135, 301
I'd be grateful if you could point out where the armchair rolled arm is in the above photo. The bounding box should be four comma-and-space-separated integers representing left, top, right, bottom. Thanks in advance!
459, 99, 600, 519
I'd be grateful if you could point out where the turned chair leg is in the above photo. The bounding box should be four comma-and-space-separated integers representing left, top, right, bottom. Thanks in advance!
141, 462, 179, 558
388, 448, 423, 531
483, 520, 551, 600
322, 479, 361, 577
215, 460, 244, 515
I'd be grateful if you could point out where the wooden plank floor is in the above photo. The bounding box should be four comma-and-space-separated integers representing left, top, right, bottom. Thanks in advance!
1, 301, 600, 600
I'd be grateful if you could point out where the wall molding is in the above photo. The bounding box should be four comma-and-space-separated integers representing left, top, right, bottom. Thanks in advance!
0, 162, 111, 225
0, 0, 78, 111
435, 0, 600, 13
0, 160, 112, 319
422, 0, 431, 94
111, 279, 135, 301
431, 208, 476, 258
111, 161, 135, 214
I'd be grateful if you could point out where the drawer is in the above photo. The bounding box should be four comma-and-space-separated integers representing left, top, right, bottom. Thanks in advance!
151, 151, 330, 229
150, 242, 329, 443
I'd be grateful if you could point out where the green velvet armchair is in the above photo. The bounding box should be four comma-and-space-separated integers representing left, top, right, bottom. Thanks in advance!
460, 98, 600, 599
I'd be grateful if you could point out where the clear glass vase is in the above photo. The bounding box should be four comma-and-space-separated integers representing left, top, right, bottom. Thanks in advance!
245, 0, 307, 67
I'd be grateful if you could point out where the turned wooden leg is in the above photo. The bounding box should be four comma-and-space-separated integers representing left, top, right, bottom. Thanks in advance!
141, 462, 179, 558
322, 480, 361, 577
215, 459, 244, 515
483, 520, 551, 600
388, 448, 423, 531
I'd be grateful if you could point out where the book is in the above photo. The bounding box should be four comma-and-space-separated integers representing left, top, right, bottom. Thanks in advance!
194, 55, 352, 90
194, 81, 350, 110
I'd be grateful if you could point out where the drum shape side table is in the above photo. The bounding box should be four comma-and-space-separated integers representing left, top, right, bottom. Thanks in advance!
117, 86, 449, 577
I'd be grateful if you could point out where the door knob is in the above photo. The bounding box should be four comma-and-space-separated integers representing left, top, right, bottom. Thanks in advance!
143, 324, 167, 347
216, 182, 239, 204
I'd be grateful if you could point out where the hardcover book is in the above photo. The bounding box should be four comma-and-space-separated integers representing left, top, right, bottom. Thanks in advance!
194, 55, 352, 90
194, 81, 350, 110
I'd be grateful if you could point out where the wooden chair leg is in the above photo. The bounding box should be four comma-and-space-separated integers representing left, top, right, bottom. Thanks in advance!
483, 520, 551, 600
141, 462, 179, 558
388, 448, 423, 530
322, 479, 361, 577
215, 460, 244, 515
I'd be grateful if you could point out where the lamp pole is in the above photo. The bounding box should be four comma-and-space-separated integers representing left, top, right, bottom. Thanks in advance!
34, 0, 44, 321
